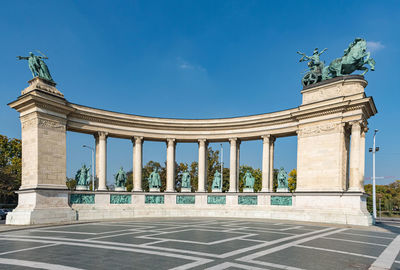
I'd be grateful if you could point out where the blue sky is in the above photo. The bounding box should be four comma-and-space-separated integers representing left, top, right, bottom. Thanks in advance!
0, 1, 399, 185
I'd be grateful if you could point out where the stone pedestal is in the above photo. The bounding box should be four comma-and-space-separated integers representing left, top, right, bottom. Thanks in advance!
149, 188, 160, 192
76, 185, 89, 191
277, 188, 289, 192
115, 187, 127, 191
243, 188, 254, 193
7, 78, 76, 225
181, 188, 191, 192
212, 188, 222, 193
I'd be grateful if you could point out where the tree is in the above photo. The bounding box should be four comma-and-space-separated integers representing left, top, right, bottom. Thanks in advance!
288, 169, 297, 192
141, 161, 165, 192
238, 165, 262, 192
66, 177, 76, 191
126, 171, 133, 192
0, 135, 22, 205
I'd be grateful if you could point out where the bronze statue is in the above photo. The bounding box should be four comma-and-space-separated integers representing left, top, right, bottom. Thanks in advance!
17, 51, 54, 81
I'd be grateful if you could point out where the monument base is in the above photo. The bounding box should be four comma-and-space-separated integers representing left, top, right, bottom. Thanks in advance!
212, 188, 222, 193
181, 187, 191, 192
76, 185, 89, 191
115, 187, 127, 191
6, 189, 76, 225
277, 188, 289, 192
149, 188, 160, 192
243, 188, 254, 193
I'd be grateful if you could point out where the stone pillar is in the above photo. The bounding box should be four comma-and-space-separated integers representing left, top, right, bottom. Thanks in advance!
197, 139, 207, 192
236, 140, 241, 191
359, 126, 367, 192
269, 137, 275, 191
261, 135, 271, 192
229, 138, 238, 192
6, 78, 75, 225
348, 121, 361, 191
166, 138, 176, 192
94, 134, 99, 186
132, 136, 143, 192
98, 131, 108, 191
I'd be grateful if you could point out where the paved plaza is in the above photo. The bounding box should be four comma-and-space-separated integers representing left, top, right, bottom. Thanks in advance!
0, 218, 399, 270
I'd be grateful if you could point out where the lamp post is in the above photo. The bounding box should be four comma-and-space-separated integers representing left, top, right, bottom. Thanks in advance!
369, 129, 379, 220
220, 144, 224, 180
83, 145, 95, 191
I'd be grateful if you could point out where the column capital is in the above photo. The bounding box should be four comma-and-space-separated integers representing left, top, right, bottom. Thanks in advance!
229, 138, 238, 143
166, 138, 176, 146
261, 134, 271, 143
198, 138, 207, 143
131, 136, 144, 144
98, 131, 108, 139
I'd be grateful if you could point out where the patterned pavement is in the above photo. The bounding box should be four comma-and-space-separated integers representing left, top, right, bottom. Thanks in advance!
0, 218, 399, 270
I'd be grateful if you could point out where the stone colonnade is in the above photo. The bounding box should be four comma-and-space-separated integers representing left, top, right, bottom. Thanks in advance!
6, 75, 377, 225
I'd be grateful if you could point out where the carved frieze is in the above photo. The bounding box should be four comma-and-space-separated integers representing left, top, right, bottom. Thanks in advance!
298, 122, 341, 137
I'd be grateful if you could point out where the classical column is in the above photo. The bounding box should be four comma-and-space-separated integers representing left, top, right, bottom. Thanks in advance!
349, 121, 361, 191
94, 134, 99, 183
197, 139, 207, 192
261, 135, 270, 192
132, 136, 143, 192
269, 137, 275, 191
236, 140, 241, 191
166, 138, 176, 192
359, 126, 367, 192
229, 138, 238, 192
98, 132, 108, 191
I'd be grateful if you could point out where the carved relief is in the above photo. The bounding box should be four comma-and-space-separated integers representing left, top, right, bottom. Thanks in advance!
38, 119, 66, 131
21, 118, 37, 129
299, 122, 341, 137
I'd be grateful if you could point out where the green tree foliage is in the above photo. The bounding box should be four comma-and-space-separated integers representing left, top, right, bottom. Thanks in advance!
272, 169, 279, 192
206, 147, 222, 192
365, 180, 400, 216
288, 169, 297, 192
189, 161, 198, 192
126, 171, 133, 192
66, 177, 76, 191
0, 135, 21, 205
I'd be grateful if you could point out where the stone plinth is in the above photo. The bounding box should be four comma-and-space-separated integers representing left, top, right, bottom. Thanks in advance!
181, 188, 191, 192
243, 188, 254, 193
115, 186, 127, 191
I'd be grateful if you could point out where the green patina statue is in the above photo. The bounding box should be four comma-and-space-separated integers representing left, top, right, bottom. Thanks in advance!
148, 168, 161, 189
277, 167, 289, 192
181, 170, 191, 189
243, 170, 255, 189
298, 38, 375, 87
75, 164, 91, 190
212, 170, 222, 190
114, 167, 127, 189
17, 51, 54, 82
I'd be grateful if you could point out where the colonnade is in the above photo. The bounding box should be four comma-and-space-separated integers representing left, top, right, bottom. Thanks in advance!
91, 120, 366, 193
92, 135, 276, 192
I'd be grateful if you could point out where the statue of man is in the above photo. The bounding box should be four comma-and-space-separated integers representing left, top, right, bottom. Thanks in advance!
212, 171, 222, 189
17, 52, 54, 81
76, 164, 90, 186
297, 48, 327, 72
115, 167, 127, 188
148, 168, 161, 188
243, 170, 255, 188
277, 167, 288, 190
181, 170, 191, 188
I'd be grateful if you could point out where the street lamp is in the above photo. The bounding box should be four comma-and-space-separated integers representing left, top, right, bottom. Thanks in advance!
220, 144, 224, 180
368, 129, 379, 220
83, 145, 95, 191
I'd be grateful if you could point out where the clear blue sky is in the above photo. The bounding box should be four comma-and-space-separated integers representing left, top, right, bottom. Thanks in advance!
1, 1, 399, 185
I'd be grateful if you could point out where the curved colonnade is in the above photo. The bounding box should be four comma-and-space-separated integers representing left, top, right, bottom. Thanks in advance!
6, 75, 377, 225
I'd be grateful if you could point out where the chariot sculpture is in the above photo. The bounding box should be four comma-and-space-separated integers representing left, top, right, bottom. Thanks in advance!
298, 38, 375, 87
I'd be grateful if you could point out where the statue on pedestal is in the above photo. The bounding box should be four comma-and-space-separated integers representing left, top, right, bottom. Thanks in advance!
243, 170, 255, 192
17, 51, 54, 82
298, 38, 375, 87
114, 167, 127, 191
181, 170, 191, 192
75, 164, 91, 190
148, 168, 161, 192
212, 171, 222, 192
277, 167, 289, 192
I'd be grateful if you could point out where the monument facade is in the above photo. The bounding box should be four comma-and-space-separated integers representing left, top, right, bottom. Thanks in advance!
7, 40, 377, 226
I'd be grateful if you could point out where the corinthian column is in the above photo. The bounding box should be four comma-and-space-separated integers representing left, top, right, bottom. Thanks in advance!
132, 136, 143, 192
197, 139, 207, 192
261, 135, 270, 192
349, 121, 361, 191
359, 126, 367, 192
166, 138, 176, 192
98, 132, 108, 191
229, 138, 238, 192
